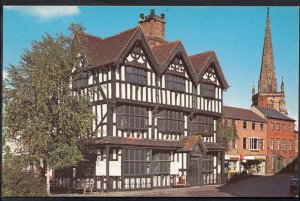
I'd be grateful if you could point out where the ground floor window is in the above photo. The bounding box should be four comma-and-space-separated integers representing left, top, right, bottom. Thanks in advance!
152, 151, 171, 174
203, 154, 214, 173
123, 149, 151, 175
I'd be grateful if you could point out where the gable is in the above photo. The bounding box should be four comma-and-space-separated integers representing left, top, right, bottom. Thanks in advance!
202, 63, 220, 86
199, 54, 229, 89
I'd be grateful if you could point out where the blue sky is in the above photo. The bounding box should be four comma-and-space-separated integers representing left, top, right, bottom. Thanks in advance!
3, 6, 299, 128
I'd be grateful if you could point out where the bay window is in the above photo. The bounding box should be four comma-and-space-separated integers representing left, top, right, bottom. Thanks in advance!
190, 115, 214, 135
117, 105, 148, 131
201, 83, 215, 98
157, 110, 184, 134
165, 74, 185, 92
126, 66, 147, 85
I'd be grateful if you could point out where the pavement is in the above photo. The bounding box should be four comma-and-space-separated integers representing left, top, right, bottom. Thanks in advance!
52, 173, 296, 197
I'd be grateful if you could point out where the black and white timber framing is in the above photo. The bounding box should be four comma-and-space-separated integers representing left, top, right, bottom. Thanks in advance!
52, 13, 229, 193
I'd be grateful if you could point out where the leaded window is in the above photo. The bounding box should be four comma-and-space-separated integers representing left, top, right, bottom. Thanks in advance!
152, 151, 170, 174
203, 154, 214, 173
72, 70, 88, 89
125, 66, 147, 85
190, 115, 214, 135
157, 110, 184, 134
165, 74, 185, 92
123, 149, 151, 175
201, 83, 215, 98
117, 105, 148, 131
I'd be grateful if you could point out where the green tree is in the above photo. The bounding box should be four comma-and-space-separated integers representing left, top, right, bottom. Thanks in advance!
3, 23, 94, 195
216, 113, 238, 151
2, 150, 47, 197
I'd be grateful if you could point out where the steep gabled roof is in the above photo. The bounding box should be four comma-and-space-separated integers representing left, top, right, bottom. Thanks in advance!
76, 26, 229, 89
189, 50, 214, 74
190, 50, 229, 89
223, 106, 266, 123
151, 41, 179, 64
76, 26, 139, 67
254, 106, 295, 121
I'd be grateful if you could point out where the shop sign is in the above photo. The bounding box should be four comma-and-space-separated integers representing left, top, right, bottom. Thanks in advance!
229, 157, 239, 160
254, 156, 265, 160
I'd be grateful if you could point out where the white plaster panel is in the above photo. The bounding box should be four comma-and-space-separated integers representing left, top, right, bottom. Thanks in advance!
96, 155, 106, 176
152, 73, 155, 87
121, 66, 125, 81
116, 82, 120, 98
148, 88, 151, 102
185, 80, 188, 93
109, 157, 121, 176
167, 91, 171, 105
127, 84, 131, 99
108, 83, 111, 99
143, 87, 146, 102
121, 83, 126, 99
132, 85, 136, 100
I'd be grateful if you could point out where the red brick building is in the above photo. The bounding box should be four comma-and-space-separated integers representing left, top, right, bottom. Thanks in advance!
251, 106, 296, 174
223, 106, 267, 174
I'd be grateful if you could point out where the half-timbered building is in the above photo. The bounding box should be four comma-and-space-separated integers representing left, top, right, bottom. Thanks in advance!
53, 9, 229, 192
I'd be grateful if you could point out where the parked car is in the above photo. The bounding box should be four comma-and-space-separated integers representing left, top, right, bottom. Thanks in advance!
290, 176, 298, 194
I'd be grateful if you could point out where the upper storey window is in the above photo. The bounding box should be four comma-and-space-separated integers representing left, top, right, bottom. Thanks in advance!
157, 110, 184, 134
190, 115, 214, 135
72, 70, 88, 90
165, 74, 185, 93
117, 105, 148, 131
201, 83, 215, 98
126, 67, 147, 86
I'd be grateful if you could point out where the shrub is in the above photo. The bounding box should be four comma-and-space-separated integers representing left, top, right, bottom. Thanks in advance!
2, 164, 47, 196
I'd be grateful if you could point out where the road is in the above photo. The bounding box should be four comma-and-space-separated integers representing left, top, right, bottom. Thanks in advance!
53, 173, 296, 197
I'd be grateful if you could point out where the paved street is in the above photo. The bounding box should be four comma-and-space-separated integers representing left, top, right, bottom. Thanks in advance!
53, 173, 296, 197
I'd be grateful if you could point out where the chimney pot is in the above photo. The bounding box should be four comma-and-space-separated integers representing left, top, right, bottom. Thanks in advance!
161, 13, 165, 20
150, 9, 155, 15
140, 13, 144, 20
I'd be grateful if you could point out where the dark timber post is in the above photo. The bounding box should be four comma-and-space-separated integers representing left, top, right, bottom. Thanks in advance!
220, 151, 225, 184
106, 145, 110, 192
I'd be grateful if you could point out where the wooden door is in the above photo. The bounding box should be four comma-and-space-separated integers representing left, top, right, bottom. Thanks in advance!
188, 154, 203, 187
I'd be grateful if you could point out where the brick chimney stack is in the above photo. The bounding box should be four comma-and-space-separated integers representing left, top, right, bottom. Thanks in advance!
139, 9, 166, 47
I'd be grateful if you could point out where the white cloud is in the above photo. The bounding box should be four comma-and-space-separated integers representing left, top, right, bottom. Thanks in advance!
4, 6, 80, 20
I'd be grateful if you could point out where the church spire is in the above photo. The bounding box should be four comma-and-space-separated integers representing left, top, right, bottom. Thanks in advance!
258, 7, 278, 93
281, 76, 284, 92
252, 81, 255, 96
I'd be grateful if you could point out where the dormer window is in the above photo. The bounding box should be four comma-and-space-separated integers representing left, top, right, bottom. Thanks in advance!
165, 74, 185, 93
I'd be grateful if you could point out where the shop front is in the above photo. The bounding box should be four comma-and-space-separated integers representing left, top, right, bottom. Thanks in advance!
241, 155, 266, 175
225, 155, 240, 173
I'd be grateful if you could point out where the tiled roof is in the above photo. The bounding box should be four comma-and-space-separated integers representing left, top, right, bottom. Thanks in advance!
204, 142, 225, 151
223, 106, 266, 123
177, 135, 202, 152
76, 26, 228, 89
151, 41, 179, 64
84, 137, 182, 148
254, 106, 295, 121
189, 51, 214, 73
77, 26, 139, 67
